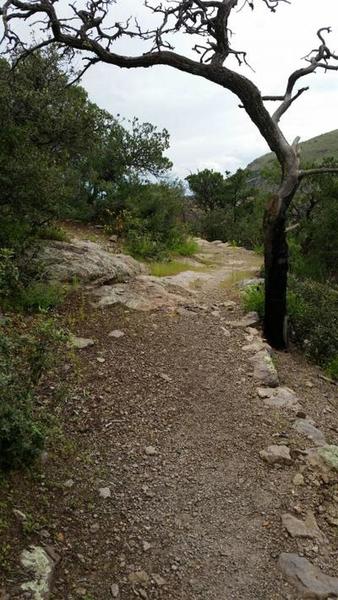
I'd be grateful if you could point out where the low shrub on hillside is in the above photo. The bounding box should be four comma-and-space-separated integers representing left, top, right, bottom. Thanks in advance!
0, 318, 67, 470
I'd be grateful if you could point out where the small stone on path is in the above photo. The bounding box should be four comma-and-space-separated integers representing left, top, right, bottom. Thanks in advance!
159, 373, 171, 382
108, 330, 125, 338
228, 311, 260, 328
282, 511, 326, 542
110, 583, 119, 597
99, 487, 111, 499
152, 574, 166, 587
257, 387, 302, 411
293, 473, 305, 486
220, 326, 230, 336
259, 445, 292, 465
278, 553, 338, 598
97, 356, 106, 363
70, 336, 95, 349
142, 541, 152, 551
144, 446, 157, 456
128, 571, 150, 587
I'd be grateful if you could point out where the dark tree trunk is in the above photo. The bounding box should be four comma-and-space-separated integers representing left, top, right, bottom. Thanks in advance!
263, 169, 300, 349
263, 198, 288, 349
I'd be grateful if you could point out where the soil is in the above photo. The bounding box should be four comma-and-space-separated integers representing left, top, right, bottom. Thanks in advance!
1, 239, 337, 600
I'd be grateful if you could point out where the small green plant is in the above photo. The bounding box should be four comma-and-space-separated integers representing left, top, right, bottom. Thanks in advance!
0, 248, 20, 300
325, 356, 338, 381
0, 318, 68, 470
18, 281, 67, 312
38, 225, 70, 242
149, 259, 204, 277
241, 283, 265, 318
242, 279, 338, 372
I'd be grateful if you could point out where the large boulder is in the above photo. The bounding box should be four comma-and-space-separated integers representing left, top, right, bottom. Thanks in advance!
36, 240, 147, 285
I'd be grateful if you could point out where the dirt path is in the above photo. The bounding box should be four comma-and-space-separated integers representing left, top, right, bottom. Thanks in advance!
1, 241, 338, 600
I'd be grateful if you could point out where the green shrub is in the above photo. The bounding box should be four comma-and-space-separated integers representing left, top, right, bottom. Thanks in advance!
241, 283, 265, 318
288, 277, 338, 366
18, 281, 67, 312
242, 279, 338, 372
38, 225, 70, 243
325, 356, 338, 381
0, 319, 67, 470
0, 249, 20, 300
111, 182, 196, 260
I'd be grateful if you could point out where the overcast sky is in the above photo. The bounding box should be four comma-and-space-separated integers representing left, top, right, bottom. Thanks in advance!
34, 1, 338, 178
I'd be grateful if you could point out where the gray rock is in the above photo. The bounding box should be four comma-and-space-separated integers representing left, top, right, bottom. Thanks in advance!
318, 445, 338, 471
259, 445, 292, 465
152, 574, 166, 587
278, 553, 338, 598
257, 387, 302, 411
144, 446, 157, 456
159, 373, 171, 382
64, 479, 74, 489
108, 330, 125, 339
13, 509, 27, 522
282, 512, 326, 542
229, 311, 260, 328
293, 473, 305, 486
92, 276, 186, 311
249, 350, 279, 387
221, 326, 231, 337
20, 545, 59, 600
293, 419, 326, 446
110, 583, 119, 597
36, 239, 146, 284
99, 487, 111, 499
142, 541, 152, 552
128, 571, 150, 587
70, 336, 95, 350
238, 277, 264, 289
243, 341, 271, 353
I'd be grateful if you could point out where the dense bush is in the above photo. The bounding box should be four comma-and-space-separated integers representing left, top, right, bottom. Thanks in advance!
288, 277, 338, 368
103, 181, 197, 260
242, 279, 338, 379
0, 319, 67, 470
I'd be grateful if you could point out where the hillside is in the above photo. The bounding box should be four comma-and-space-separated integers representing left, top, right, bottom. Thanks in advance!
247, 129, 338, 182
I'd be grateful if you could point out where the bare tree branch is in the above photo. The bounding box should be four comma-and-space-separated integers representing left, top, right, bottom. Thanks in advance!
271, 27, 338, 123
299, 167, 338, 180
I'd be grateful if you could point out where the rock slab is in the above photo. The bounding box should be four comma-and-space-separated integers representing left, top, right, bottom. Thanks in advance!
278, 553, 338, 598
318, 445, 338, 471
257, 387, 302, 411
36, 239, 146, 284
259, 445, 292, 465
282, 512, 326, 542
21, 545, 59, 599
249, 350, 279, 387
293, 419, 326, 446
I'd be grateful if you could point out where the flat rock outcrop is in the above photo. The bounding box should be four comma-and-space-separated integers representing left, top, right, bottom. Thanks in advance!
36, 240, 146, 284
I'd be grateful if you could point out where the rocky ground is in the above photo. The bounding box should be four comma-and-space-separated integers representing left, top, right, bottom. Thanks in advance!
1, 236, 338, 600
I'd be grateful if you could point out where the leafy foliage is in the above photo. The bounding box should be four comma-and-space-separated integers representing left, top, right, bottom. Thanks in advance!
0, 319, 67, 470
104, 180, 196, 260
242, 280, 338, 377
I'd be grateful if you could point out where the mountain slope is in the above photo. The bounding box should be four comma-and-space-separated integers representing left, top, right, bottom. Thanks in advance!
247, 129, 338, 176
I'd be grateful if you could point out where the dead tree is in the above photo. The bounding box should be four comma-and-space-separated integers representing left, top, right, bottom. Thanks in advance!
2, 0, 338, 348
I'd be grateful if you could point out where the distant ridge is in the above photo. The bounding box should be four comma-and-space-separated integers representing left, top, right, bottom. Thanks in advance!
247, 129, 338, 178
